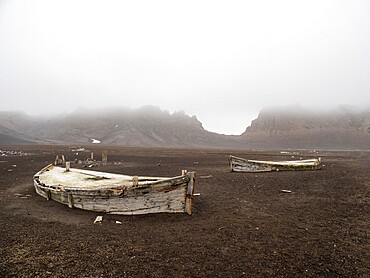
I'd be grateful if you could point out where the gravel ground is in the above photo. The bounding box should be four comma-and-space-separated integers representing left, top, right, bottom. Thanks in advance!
0, 145, 369, 277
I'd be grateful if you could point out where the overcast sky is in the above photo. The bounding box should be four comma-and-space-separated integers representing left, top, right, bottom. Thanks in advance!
0, 0, 369, 134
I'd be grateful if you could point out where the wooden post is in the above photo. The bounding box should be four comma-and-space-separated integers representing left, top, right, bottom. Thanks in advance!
46, 190, 51, 201
102, 150, 108, 164
229, 156, 234, 172
55, 155, 65, 165
90, 152, 94, 161
65, 161, 70, 172
68, 193, 74, 208
61, 155, 65, 163
54, 155, 59, 165
185, 172, 195, 215
132, 176, 139, 186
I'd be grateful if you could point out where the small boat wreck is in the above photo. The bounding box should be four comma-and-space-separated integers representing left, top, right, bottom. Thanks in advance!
229, 155, 321, 172
33, 164, 196, 215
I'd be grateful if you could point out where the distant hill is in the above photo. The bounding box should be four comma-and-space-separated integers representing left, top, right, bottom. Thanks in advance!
0, 107, 243, 148
0, 125, 34, 144
0, 112, 37, 144
1, 105, 370, 149
240, 106, 370, 149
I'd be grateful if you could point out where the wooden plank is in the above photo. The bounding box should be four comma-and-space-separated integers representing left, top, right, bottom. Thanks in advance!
185, 172, 195, 215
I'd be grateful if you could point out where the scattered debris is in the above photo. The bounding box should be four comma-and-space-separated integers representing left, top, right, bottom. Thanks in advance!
193, 161, 199, 164
94, 216, 103, 224
199, 175, 213, 179
14, 193, 31, 198
71, 147, 86, 152
281, 190, 292, 193
194, 193, 201, 196
115, 221, 122, 225
0, 150, 34, 157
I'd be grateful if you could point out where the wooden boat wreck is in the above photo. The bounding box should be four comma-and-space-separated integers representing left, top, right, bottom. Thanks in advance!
229, 155, 321, 172
33, 164, 195, 215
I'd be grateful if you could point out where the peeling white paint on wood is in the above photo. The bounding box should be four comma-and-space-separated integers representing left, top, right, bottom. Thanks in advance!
33, 164, 196, 215
229, 155, 321, 172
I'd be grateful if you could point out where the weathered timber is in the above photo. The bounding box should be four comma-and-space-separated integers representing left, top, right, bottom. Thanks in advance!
185, 172, 195, 215
33, 164, 196, 215
54, 155, 65, 166
65, 161, 70, 171
229, 155, 321, 173
102, 150, 108, 164
132, 176, 139, 187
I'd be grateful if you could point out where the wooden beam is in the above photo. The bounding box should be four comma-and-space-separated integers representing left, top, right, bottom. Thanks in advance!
185, 172, 195, 215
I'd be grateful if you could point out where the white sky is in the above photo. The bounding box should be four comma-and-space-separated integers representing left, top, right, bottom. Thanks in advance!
0, 0, 369, 135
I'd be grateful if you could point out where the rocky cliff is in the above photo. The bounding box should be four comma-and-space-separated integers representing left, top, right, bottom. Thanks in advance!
241, 106, 370, 149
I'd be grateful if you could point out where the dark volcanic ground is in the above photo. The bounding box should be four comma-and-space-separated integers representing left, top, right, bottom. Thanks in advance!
0, 145, 369, 277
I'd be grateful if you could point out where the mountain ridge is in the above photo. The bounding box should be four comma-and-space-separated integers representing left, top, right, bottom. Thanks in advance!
1, 105, 370, 149
0, 106, 243, 148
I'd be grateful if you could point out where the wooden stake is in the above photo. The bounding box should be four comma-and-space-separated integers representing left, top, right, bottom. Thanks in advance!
185, 172, 195, 215
132, 176, 139, 186
68, 193, 74, 208
65, 162, 70, 172
102, 150, 108, 164
54, 155, 59, 165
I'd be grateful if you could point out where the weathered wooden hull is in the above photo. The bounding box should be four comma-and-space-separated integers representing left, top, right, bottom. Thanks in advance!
33, 165, 195, 215
229, 155, 321, 172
